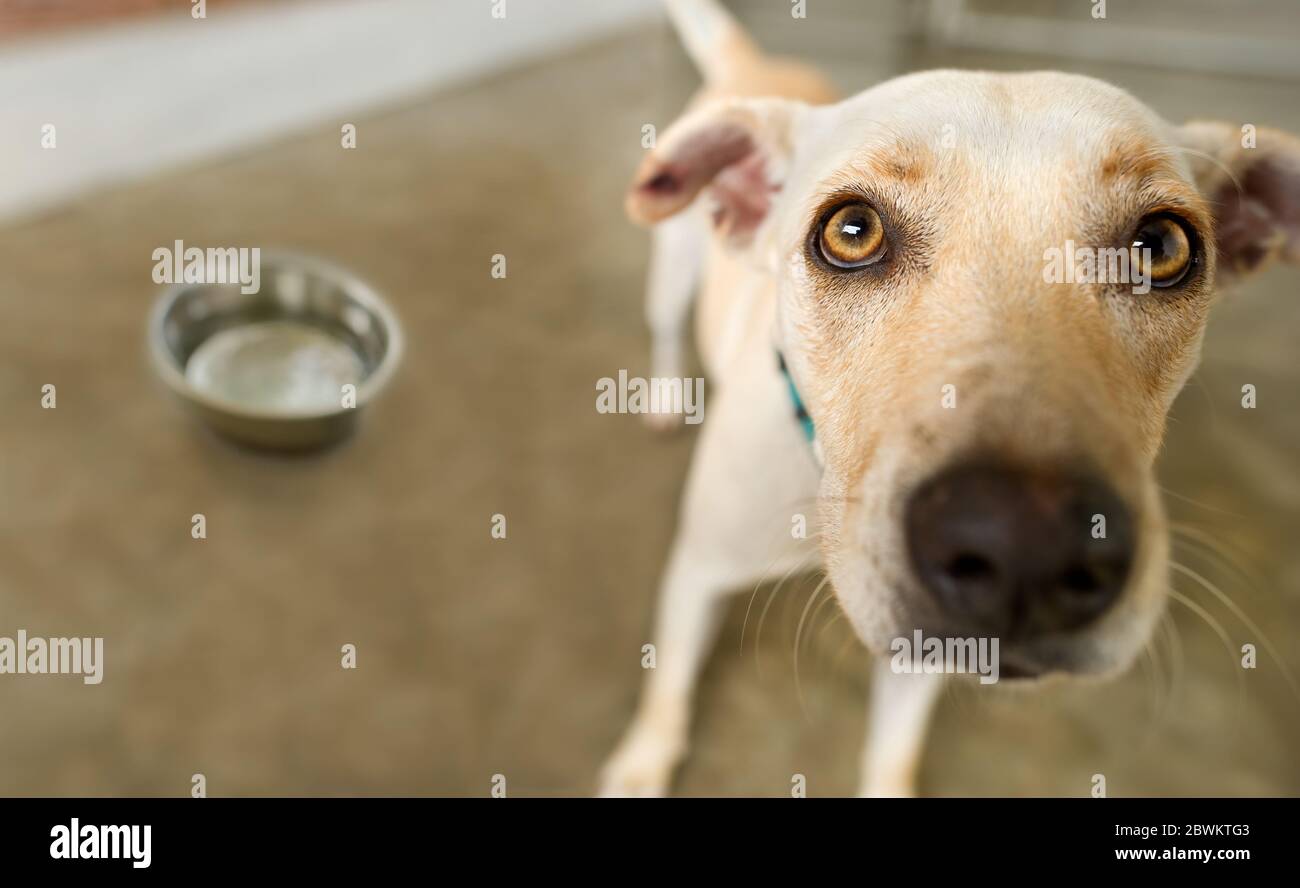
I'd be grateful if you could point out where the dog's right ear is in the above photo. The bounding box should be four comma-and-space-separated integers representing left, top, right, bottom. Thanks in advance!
1176, 120, 1300, 279
627, 98, 806, 246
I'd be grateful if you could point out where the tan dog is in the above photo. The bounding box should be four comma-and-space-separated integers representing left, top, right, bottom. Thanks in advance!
602, 0, 1300, 796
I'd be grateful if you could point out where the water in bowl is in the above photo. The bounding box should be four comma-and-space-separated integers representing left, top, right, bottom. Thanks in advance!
184, 320, 364, 414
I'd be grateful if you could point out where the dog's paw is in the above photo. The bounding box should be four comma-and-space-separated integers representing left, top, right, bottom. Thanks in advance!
597, 728, 685, 797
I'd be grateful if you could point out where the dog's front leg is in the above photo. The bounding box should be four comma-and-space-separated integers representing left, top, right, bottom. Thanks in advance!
599, 496, 813, 797
596, 538, 737, 797
600, 355, 820, 796
858, 660, 944, 797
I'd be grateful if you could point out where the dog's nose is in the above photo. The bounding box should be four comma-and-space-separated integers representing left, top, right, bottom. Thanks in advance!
905, 463, 1135, 638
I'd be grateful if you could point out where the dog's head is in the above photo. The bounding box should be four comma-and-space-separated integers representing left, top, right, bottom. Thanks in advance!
629, 70, 1300, 679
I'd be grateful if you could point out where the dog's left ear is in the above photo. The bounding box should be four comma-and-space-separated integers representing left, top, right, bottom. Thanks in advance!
626, 97, 808, 246
1177, 121, 1300, 279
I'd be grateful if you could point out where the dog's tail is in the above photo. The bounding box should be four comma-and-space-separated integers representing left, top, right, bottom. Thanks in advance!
663, 0, 763, 85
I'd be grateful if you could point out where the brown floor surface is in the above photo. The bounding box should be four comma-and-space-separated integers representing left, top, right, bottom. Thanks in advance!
1, 17, 1298, 796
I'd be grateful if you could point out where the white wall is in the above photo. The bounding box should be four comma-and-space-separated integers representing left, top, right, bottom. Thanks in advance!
0, 0, 660, 221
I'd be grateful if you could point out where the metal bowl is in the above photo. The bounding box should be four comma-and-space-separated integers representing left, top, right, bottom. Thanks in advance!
148, 252, 402, 451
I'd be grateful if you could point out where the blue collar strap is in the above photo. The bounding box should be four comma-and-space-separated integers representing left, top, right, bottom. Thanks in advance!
777, 353, 815, 443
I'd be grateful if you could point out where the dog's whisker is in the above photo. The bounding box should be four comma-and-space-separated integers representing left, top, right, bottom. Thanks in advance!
739, 582, 767, 657
1141, 614, 1178, 747
1170, 561, 1300, 706
1170, 533, 1260, 612
741, 550, 803, 656
1137, 611, 1182, 742
792, 574, 833, 721
1167, 585, 1247, 719
815, 595, 846, 647
739, 527, 822, 656
1168, 532, 1275, 685
1159, 610, 1186, 714
1160, 485, 1243, 518
1170, 522, 1263, 588
752, 583, 784, 680
803, 579, 840, 653
1136, 639, 1161, 749
1150, 616, 1171, 723
828, 618, 866, 679
798, 590, 840, 674
750, 548, 820, 680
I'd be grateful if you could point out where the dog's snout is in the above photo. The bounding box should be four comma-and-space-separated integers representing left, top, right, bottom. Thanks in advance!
905, 463, 1135, 638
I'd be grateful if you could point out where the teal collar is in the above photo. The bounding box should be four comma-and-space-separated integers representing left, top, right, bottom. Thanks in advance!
777, 353, 815, 443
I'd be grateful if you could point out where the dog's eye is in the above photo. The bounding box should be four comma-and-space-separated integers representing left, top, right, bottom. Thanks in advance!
818, 202, 886, 269
1132, 214, 1194, 287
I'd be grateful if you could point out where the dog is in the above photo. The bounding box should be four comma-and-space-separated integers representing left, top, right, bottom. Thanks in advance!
601, 0, 1300, 796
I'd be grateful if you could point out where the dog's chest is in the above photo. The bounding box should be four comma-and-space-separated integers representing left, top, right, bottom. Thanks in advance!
695, 240, 777, 382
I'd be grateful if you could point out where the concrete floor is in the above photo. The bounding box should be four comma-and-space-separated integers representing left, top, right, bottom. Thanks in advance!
1, 12, 1298, 796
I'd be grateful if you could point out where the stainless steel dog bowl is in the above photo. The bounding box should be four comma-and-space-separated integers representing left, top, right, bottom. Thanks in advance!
149, 252, 402, 451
